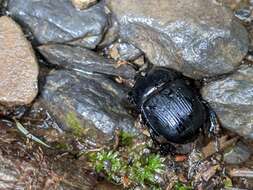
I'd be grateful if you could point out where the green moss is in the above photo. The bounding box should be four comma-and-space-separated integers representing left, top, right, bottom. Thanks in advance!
88, 133, 165, 188
89, 150, 124, 182
130, 154, 165, 185
65, 112, 87, 137
174, 182, 193, 190
119, 131, 134, 146
54, 142, 70, 150
223, 177, 233, 188
150, 186, 163, 190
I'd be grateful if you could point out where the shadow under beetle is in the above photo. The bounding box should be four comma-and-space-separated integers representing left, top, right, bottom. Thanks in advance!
128, 66, 219, 154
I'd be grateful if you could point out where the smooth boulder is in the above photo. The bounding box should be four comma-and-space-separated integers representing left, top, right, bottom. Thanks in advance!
0, 16, 38, 107
38, 44, 136, 80
8, 0, 109, 49
106, 0, 249, 78
41, 70, 139, 145
201, 65, 253, 140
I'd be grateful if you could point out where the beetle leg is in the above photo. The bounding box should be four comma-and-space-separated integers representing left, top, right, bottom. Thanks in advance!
208, 108, 220, 136
204, 102, 220, 135
208, 108, 221, 152
138, 114, 145, 127
127, 91, 136, 106
203, 100, 221, 152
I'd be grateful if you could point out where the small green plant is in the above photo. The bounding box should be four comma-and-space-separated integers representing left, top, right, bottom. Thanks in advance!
223, 176, 233, 188
88, 133, 165, 188
130, 154, 165, 185
89, 150, 124, 182
65, 112, 86, 137
174, 182, 193, 190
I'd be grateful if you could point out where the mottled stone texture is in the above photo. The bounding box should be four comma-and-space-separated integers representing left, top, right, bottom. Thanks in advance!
115, 42, 142, 61
0, 16, 38, 107
8, 0, 109, 49
38, 44, 136, 79
224, 141, 252, 164
41, 70, 139, 145
106, 0, 249, 79
202, 65, 253, 140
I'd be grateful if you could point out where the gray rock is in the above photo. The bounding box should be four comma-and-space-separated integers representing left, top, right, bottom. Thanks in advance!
8, 0, 109, 49
116, 42, 142, 61
106, 0, 249, 79
38, 44, 136, 79
201, 65, 253, 140
41, 70, 139, 145
224, 141, 252, 164
0, 16, 38, 107
98, 16, 119, 48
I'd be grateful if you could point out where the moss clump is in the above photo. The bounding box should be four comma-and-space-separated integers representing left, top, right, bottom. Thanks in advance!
88, 131, 165, 188
130, 154, 165, 185
65, 112, 87, 137
119, 131, 134, 146
223, 177, 233, 188
54, 142, 70, 150
89, 150, 124, 182
89, 150, 164, 187
174, 182, 193, 190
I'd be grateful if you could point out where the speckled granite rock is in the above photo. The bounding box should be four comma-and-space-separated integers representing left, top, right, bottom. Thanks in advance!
0, 16, 38, 107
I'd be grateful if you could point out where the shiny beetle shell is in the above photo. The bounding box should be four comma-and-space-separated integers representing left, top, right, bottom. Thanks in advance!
128, 67, 207, 144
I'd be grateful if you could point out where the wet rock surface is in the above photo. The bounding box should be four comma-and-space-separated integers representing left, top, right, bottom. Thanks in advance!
224, 141, 252, 164
202, 65, 253, 140
40, 69, 139, 146
106, 0, 249, 78
0, 16, 38, 107
0, 0, 252, 189
8, 0, 109, 49
38, 44, 136, 79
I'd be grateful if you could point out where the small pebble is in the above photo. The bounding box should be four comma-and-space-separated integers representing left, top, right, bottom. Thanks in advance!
71, 0, 97, 10
234, 8, 252, 22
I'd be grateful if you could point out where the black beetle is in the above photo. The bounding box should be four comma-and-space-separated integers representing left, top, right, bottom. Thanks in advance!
128, 66, 218, 152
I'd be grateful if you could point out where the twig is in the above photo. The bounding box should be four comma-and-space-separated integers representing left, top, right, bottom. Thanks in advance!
14, 119, 51, 148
